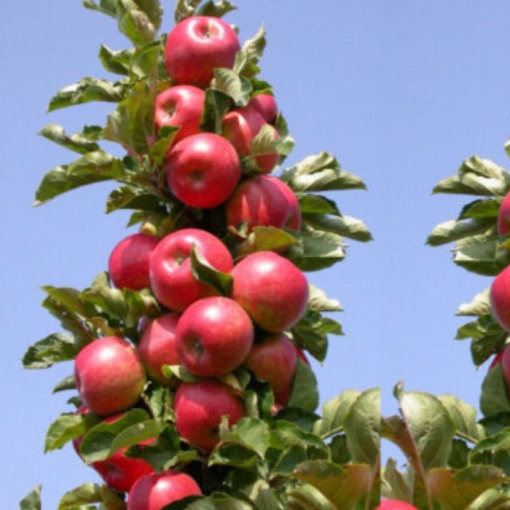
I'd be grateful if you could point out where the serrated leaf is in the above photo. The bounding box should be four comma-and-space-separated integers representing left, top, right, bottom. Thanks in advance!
217, 417, 270, 458
117, 4, 158, 46
83, 0, 118, 17
22, 333, 79, 369
470, 427, 510, 476
190, 245, 233, 296
211, 68, 252, 106
19, 486, 41, 510
307, 284, 342, 313
174, 0, 202, 23
427, 218, 494, 247
196, 1, 238, 18
437, 394, 485, 443
480, 363, 510, 418
39, 124, 101, 154
98, 45, 133, 75
313, 390, 361, 439
45, 412, 101, 452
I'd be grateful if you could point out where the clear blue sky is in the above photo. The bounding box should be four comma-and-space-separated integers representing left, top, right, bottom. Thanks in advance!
2, 1, 510, 508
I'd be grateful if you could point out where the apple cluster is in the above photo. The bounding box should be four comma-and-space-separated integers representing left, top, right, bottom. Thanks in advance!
71, 13, 312, 509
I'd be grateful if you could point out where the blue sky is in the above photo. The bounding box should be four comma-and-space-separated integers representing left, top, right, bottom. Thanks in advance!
3, 1, 510, 508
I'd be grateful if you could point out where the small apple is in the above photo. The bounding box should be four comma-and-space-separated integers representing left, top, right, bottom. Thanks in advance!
490, 265, 510, 331
149, 228, 234, 312
154, 85, 205, 144
127, 470, 202, 510
231, 251, 309, 333
108, 233, 159, 291
245, 332, 297, 393
165, 132, 241, 208
74, 336, 146, 416
226, 175, 301, 233
248, 93, 278, 124
165, 15, 240, 88
174, 379, 245, 451
176, 297, 254, 377
73, 410, 155, 494
222, 106, 280, 173
138, 313, 181, 386
498, 191, 510, 236
375, 500, 418, 510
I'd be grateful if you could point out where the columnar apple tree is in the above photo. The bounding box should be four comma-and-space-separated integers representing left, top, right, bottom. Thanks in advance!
21, 1, 379, 509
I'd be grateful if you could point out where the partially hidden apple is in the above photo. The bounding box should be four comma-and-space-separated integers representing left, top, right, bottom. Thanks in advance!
248, 93, 278, 124
174, 379, 245, 451
165, 132, 241, 208
74, 336, 146, 416
176, 296, 254, 377
498, 191, 510, 236
138, 313, 181, 386
226, 174, 301, 233
375, 500, 418, 510
165, 15, 240, 88
222, 106, 280, 174
73, 409, 154, 494
149, 228, 234, 312
108, 233, 159, 291
127, 470, 202, 510
231, 251, 309, 333
490, 265, 510, 331
154, 85, 205, 145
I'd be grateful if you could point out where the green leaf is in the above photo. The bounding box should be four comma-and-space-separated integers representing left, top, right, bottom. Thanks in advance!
307, 284, 342, 313
201, 88, 233, 133
116, 2, 159, 46
285, 484, 337, 510
470, 428, 510, 476
457, 289, 492, 317
287, 359, 319, 413
106, 185, 168, 214
480, 363, 510, 417
218, 417, 270, 458
19, 486, 41, 510
58, 483, 124, 510
34, 151, 126, 205
381, 458, 412, 502
190, 245, 233, 296
98, 45, 132, 75
83, 0, 118, 18
343, 388, 380, 465
303, 212, 372, 243
174, 0, 202, 23
22, 333, 79, 369
427, 218, 494, 246
468, 487, 510, 509
234, 24, 266, 78
53, 375, 76, 393
48, 77, 125, 112
236, 226, 299, 256
45, 412, 101, 452
428, 465, 508, 510
196, 1, 238, 18
39, 124, 101, 154
212, 68, 252, 106
281, 152, 366, 193
459, 198, 501, 219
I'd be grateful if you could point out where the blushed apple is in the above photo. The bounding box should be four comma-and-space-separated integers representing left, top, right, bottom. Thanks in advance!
74, 336, 146, 416
248, 93, 278, 124
231, 251, 309, 333
108, 233, 159, 291
498, 191, 510, 236
154, 85, 205, 144
165, 15, 240, 88
149, 228, 234, 312
138, 313, 181, 386
176, 297, 254, 377
165, 132, 241, 208
375, 500, 418, 510
490, 265, 510, 331
127, 470, 202, 510
174, 380, 245, 451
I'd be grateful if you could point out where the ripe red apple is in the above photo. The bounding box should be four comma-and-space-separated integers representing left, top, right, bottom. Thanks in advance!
164, 15, 240, 88
174, 380, 245, 451
127, 470, 202, 510
231, 251, 309, 333
248, 93, 278, 124
176, 297, 254, 377
375, 500, 418, 510
222, 106, 280, 173
245, 333, 297, 393
108, 233, 159, 291
154, 85, 205, 144
138, 313, 181, 386
73, 410, 154, 494
226, 175, 301, 233
498, 191, 510, 236
74, 336, 146, 416
165, 132, 241, 208
490, 266, 510, 331
149, 228, 234, 312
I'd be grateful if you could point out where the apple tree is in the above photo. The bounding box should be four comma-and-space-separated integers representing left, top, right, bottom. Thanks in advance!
20, 0, 379, 509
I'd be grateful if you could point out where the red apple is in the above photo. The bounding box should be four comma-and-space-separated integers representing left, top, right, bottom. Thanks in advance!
138, 313, 181, 386
498, 191, 510, 236
108, 233, 159, 291
222, 106, 280, 173
74, 336, 146, 416
154, 85, 205, 144
149, 228, 234, 312
245, 333, 297, 393
73, 410, 154, 494
226, 175, 301, 233
127, 470, 202, 510
500, 346, 510, 392
490, 266, 510, 331
165, 132, 241, 208
248, 93, 278, 124
164, 15, 240, 88
231, 251, 309, 333
174, 380, 245, 451
375, 500, 418, 510
176, 297, 254, 377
